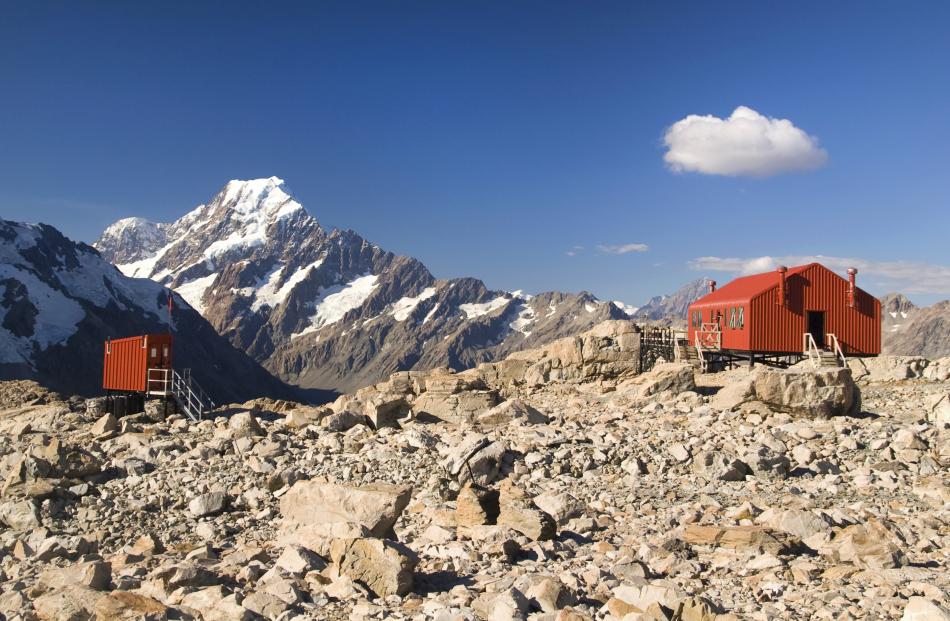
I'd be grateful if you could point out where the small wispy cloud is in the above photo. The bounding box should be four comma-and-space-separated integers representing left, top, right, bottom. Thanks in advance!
565, 245, 585, 257
689, 255, 950, 295
597, 243, 649, 255
664, 106, 828, 177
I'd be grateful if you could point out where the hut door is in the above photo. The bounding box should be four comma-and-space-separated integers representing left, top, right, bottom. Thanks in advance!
807, 311, 825, 349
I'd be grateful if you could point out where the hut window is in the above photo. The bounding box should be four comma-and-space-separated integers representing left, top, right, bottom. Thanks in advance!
729, 306, 736, 329
737, 306, 745, 328
150, 347, 157, 358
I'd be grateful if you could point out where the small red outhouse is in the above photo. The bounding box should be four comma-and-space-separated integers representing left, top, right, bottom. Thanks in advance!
102, 334, 174, 393
686, 263, 880, 357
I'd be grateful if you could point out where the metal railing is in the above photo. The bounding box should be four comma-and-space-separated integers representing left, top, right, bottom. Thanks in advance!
147, 368, 215, 421
802, 333, 822, 368
826, 333, 847, 366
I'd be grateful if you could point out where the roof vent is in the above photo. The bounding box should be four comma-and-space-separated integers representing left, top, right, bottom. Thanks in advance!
776, 266, 788, 307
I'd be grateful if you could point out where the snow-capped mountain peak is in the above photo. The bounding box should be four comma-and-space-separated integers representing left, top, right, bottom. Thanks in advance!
96, 178, 632, 393
218, 176, 303, 220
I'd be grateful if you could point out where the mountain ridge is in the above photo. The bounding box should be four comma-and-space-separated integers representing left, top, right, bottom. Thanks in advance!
0, 218, 312, 402
95, 177, 635, 392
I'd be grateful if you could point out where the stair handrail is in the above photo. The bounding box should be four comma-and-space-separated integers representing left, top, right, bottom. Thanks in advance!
826, 333, 846, 366
802, 333, 821, 368
170, 369, 214, 421
146, 367, 214, 422
694, 333, 707, 373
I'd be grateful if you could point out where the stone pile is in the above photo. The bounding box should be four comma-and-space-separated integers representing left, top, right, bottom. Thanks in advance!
0, 328, 946, 620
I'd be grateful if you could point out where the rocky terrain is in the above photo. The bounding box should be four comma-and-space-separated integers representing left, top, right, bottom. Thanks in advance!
0, 320, 947, 620
0, 219, 302, 404
94, 177, 633, 393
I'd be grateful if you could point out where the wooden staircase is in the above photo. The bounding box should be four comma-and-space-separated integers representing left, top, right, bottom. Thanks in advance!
676, 338, 703, 369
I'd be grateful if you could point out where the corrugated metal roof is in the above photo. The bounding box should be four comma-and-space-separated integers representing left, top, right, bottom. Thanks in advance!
692, 263, 812, 306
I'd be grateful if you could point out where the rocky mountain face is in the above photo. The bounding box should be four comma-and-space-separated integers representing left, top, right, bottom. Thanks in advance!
881, 293, 950, 359
632, 278, 708, 325
95, 177, 629, 393
0, 219, 305, 403
880, 292, 919, 336
1, 322, 946, 619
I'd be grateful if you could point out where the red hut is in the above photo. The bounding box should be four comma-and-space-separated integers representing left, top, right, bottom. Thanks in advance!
103, 334, 173, 393
686, 263, 880, 367
101, 333, 214, 420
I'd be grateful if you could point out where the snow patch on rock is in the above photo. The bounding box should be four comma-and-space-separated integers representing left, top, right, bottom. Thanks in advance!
460, 296, 511, 320
390, 287, 437, 322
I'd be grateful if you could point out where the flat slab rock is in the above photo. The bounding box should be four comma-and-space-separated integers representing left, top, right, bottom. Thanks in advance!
278, 480, 412, 539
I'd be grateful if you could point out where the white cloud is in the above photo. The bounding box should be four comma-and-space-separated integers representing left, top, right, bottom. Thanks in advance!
689, 255, 950, 295
597, 243, 649, 255
565, 245, 584, 257
663, 106, 828, 177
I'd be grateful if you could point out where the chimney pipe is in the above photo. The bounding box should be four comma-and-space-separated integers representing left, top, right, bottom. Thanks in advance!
708, 279, 717, 294
776, 265, 787, 307
847, 268, 857, 307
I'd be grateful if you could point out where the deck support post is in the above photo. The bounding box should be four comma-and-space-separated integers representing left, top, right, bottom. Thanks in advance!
748, 352, 754, 368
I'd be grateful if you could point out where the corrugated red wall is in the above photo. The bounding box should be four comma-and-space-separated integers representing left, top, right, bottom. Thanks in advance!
102, 334, 174, 392
687, 299, 751, 350
750, 264, 879, 355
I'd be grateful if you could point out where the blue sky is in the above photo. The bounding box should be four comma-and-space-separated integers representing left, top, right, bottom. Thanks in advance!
1, 2, 948, 305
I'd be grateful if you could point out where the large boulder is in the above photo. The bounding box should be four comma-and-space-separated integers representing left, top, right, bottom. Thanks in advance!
92, 591, 170, 620
621, 362, 696, 399
923, 357, 950, 381
188, 492, 229, 517
680, 524, 793, 554
497, 480, 556, 541
476, 398, 548, 427
440, 434, 506, 487
39, 560, 112, 591
902, 597, 950, 621
825, 519, 907, 569
522, 320, 642, 385
753, 367, 859, 418
362, 393, 411, 429
854, 355, 929, 382
32, 585, 101, 621
227, 411, 265, 438
413, 389, 499, 423
36, 439, 102, 479
926, 393, 950, 429
278, 480, 412, 540
329, 537, 418, 597
691, 450, 750, 481
0, 499, 41, 530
